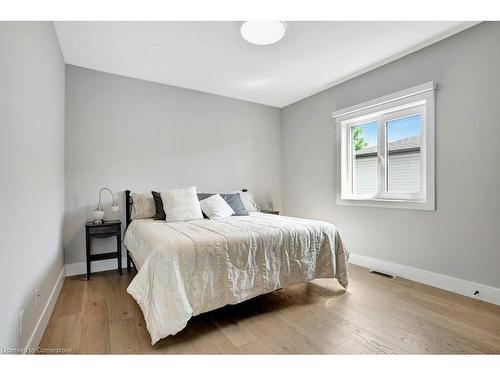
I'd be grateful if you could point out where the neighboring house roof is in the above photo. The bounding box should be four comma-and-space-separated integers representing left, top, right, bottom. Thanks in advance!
356, 136, 420, 156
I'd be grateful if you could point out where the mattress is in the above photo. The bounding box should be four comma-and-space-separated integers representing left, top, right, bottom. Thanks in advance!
124, 212, 349, 344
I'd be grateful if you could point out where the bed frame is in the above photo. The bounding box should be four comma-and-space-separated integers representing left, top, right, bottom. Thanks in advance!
124, 190, 135, 272
123, 188, 249, 272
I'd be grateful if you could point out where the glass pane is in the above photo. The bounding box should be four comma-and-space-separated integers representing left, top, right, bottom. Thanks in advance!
386, 114, 421, 193
352, 121, 378, 194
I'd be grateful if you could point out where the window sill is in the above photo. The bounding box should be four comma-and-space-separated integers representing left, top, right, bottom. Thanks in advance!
336, 197, 435, 211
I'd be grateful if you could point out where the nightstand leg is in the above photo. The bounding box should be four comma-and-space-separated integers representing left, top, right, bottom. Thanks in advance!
127, 251, 131, 273
117, 232, 122, 275
86, 235, 91, 280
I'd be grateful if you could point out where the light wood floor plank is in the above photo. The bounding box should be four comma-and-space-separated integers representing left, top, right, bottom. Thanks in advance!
79, 298, 111, 354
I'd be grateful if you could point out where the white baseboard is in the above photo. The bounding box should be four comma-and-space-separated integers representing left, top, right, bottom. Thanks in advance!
349, 253, 500, 306
65, 257, 128, 277
24, 266, 66, 351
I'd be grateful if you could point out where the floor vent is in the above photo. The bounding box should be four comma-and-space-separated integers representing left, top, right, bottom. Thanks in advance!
369, 269, 396, 279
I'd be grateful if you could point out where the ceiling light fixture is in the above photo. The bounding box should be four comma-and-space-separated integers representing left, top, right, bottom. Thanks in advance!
240, 21, 286, 46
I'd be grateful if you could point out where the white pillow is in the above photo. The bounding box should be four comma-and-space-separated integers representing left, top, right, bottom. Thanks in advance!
130, 192, 155, 219
199, 194, 235, 220
161, 186, 203, 222
240, 191, 259, 212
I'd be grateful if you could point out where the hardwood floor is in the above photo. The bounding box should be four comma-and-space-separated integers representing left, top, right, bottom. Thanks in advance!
39, 264, 500, 354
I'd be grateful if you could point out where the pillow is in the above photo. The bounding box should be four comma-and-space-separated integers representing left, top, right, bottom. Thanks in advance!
130, 192, 155, 220
230, 190, 259, 212
151, 191, 166, 220
197, 193, 248, 216
161, 186, 203, 222
222, 193, 249, 216
199, 194, 235, 220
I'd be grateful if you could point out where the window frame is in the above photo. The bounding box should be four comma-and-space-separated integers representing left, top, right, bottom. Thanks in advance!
333, 82, 436, 211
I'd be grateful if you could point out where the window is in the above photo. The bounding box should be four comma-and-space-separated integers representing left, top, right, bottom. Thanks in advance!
333, 82, 435, 210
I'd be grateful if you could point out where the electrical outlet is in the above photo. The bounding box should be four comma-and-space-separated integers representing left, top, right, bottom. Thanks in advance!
19, 310, 24, 337
35, 288, 41, 307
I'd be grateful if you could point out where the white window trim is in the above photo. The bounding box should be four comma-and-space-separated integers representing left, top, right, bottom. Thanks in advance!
333, 82, 436, 211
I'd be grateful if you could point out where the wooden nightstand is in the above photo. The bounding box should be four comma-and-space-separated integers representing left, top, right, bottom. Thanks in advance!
260, 210, 280, 215
85, 220, 122, 280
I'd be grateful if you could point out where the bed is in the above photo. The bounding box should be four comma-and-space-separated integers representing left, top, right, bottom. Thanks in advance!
123, 190, 349, 345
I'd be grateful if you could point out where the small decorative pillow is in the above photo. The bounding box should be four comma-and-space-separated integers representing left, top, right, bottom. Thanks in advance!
151, 191, 166, 220
130, 192, 155, 219
161, 186, 204, 222
199, 194, 235, 220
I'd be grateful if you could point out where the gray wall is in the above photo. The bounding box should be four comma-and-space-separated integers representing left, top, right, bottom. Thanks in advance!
65, 65, 282, 264
282, 22, 500, 288
0, 22, 65, 347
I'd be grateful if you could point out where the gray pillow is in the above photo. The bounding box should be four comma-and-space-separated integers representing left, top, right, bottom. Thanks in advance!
197, 193, 248, 216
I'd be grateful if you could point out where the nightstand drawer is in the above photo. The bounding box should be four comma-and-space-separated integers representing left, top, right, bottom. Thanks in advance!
88, 225, 118, 235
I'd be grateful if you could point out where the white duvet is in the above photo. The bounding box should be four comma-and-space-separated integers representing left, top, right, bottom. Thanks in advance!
124, 213, 349, 344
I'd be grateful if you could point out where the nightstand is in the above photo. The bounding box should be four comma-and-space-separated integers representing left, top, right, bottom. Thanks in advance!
260, 210, 280, 215
85, 220, 122, 280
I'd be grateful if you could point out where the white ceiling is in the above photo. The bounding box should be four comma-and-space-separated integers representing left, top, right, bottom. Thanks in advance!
54, 21, 477, 108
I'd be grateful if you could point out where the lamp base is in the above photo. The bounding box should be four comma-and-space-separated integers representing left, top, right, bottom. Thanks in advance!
93, 209, 105, 224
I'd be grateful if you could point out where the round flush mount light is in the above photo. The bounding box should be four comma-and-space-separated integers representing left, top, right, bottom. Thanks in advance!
240, 21, 286, 45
